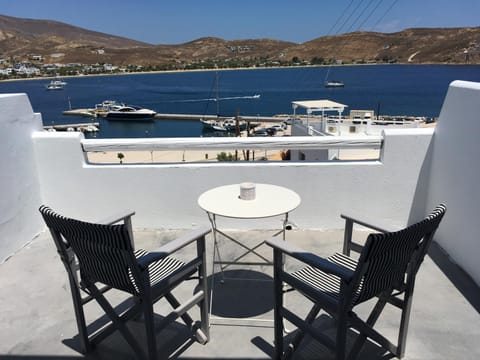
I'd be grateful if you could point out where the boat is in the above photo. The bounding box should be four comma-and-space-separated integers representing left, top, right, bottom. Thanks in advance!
325, 80, 345, 88
323, 65, 344, 88
199, 71, 252, 132
200, 117, 249, 132
93, 100, 156, 120
45, 79, 67, 90
105, 105, 156, 120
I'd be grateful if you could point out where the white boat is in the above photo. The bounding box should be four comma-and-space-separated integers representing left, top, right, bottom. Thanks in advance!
45, 79, 67, 90
199, 71, 255, 132
105, 105, 156, 120
325, 80, 345, 88
93, 100, 156, 120
200, 117, 249, 132
200, 118, 230, 131
323, 66, 344, 88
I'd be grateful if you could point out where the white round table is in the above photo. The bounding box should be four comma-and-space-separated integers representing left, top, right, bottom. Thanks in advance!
198, 183, 301, 326
198, 183, 301, 219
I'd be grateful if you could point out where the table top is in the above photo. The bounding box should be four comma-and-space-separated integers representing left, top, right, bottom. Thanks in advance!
198, 183, 301, 219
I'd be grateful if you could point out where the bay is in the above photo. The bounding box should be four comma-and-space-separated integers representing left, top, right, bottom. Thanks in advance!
1, 64, 479, 139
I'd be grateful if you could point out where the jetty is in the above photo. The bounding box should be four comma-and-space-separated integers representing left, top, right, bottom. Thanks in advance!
43, 122, 100, 132
62, 108, 291, 123
62, 108, 435, 126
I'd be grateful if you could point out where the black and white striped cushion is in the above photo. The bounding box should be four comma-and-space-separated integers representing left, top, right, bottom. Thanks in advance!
290, 252, 360, 303
131, 249, 185, 291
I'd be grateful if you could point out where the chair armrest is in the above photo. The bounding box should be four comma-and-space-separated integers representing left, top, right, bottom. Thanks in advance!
97, 210, 136, 225
137, 226, 211, 268
340, 213, 396, 233
341, 212, 399, 255
266, 238, 354, 282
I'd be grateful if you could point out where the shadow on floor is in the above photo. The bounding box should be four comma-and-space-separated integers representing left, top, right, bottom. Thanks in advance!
208, 269, 274, 318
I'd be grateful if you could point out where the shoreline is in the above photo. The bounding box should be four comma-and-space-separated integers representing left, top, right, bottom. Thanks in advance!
1, 62, 477, 84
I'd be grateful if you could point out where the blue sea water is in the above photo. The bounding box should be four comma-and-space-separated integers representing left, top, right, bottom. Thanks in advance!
1, 64, 479, 138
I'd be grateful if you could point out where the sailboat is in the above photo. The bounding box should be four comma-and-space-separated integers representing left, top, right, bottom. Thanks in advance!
324, 66, 344, 88
199, 71, 249, 132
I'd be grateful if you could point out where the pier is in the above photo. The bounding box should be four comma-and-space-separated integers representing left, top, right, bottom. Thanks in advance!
61, 109, 435, 126
43, 122, 100, 132
62, 108, 292, 123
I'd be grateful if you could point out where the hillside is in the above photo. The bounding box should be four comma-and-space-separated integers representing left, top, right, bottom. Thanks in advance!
0, 14, 479, 66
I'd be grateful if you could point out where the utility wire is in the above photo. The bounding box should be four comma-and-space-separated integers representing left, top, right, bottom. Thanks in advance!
346, 0, 378, 33
327, 0, 356, 36
371, 0, 400, 31
356, 0, 387, 31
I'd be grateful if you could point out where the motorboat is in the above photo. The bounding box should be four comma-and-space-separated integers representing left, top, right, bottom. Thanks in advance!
325, 80, 345, 88
104, 105, 156, 120
45, 79, 67, 90
93, 100, 156, 120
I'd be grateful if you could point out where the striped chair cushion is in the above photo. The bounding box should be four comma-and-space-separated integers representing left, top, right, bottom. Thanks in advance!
290, 252, 361, 303
130, 249, 186, 292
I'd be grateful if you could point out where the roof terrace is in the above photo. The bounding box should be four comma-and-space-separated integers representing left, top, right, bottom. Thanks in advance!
1, 80, 480, 359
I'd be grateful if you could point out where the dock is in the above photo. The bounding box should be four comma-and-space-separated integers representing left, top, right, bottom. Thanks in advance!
43, 122, 100, 132
62, 108, 291, 123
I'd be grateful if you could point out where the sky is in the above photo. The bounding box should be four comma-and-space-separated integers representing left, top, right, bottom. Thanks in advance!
1, 0, 479, 45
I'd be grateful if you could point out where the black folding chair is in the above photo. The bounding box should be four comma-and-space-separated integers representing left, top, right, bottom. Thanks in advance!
267, 204, 446, 360
40, 205, 210, 360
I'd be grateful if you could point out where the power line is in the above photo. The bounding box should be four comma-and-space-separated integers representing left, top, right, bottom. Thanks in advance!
356, 0, 387, 31
336, 0, 368, 35
327, 0, 356, 36
371, 0, 400, 31
346, 0, 379, 33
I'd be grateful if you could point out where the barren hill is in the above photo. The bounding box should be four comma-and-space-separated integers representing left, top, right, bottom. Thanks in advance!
0, 14, 479, 66
289, 27, 480, 64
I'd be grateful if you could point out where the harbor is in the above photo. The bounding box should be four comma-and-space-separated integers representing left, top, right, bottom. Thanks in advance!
1, 64, 461, 139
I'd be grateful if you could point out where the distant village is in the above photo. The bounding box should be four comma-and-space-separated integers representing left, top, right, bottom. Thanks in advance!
0, 54, 144, 79
0, 52, 393, 81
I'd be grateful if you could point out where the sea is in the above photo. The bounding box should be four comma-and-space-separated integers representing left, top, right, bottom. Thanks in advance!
1, 64, 479, 139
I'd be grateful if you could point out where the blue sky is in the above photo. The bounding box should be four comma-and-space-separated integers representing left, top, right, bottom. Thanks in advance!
1, 0, 479, 45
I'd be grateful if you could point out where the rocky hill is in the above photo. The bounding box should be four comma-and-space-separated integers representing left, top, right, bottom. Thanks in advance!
0, 14, 479, 66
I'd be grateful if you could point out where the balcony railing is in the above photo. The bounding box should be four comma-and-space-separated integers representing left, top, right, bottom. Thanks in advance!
81, 135, 383, 163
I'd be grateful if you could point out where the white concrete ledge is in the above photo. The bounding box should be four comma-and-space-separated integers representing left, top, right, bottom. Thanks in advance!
81, 135, 383, 152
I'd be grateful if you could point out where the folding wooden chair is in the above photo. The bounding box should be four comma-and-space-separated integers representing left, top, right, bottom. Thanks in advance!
39, 205, 210, 360
267, 204, 446, 360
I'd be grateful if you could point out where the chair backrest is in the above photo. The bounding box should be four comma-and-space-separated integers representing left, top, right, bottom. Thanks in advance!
39, 205, 140, 295
353, 204, 446, 305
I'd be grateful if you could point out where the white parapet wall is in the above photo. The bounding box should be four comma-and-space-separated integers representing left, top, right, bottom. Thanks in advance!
31, 129, 434, 235
0, 93, 43, 262
424, 80, 480, 286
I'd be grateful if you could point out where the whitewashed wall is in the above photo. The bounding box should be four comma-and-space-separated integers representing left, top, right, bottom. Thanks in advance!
0, 94, 43, 262
31, 128, 433, 234
424, 80, 480, 286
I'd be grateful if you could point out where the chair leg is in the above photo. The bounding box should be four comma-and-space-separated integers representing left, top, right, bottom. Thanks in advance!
273, 249, 284, 360
284, 303, 322, 360
87, 284, 147, 360
335, 307, 348, 360
397, 288, 414, 358
142, 293, 158, 360
68, 279, 92, 353
197, 241, 210, 343
347, 294, 389, 360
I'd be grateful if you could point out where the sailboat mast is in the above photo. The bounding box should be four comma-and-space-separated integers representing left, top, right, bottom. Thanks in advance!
215, 71, 220, 116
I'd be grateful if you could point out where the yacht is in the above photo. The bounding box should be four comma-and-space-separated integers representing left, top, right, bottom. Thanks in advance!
45, 79, 67, 90
105, 105, 156, 120
94, 100, 156, 120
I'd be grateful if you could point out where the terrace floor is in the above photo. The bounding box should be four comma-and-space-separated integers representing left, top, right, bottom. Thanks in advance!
1, 228, 479, 359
